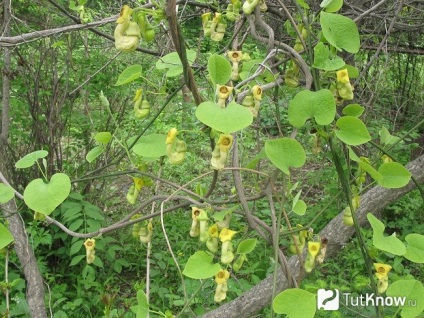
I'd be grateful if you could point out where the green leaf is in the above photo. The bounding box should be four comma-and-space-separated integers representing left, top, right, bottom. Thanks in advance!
136, 290, 149, 318
207, 54, 232, 85
386, 279, 424, 318
244, 148, 267, 169
342, 104, 365, 117
155, 50, 196, 77
320, 11, 360, 53
292, 191, 307, 215
358, 161, 382, 182
236, 238, 257, 254
344, 64, 360, 78
115, 64, 142, 86
334, 116, 371, 145
132, 134, 167, 158
313, 42, 345, 71
195, 101, 253, 133
70, 240, 84, 256
182, 251, 221, 279
212, 205, 238, 222
320, 0, 343, 12
379, 126, 401, 147
15, 150, 48, 169
69, 254, 85, 266
0, 223, 14, 250
0, 183, 14, 203
265, 138, 306, 175
288, 89, 336, 128
23, 173, 71, 215
367, 213, 406, 255
273, 288, 316, 318
296, 0, 309, 9
377, 162, 411, 188
404, 234, 424, 263
86, 145, 105, 163
94, 132, 112, 144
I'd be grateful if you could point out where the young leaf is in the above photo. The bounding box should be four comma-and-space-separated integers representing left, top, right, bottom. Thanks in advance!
377, 162, 411, 188
288, 89, 336, 128
236, 238, 257, 254
320, 11, 360, 53
115, 64, 142, 86
320, 0, 343, 12
0, 183, 14, 203
15, 150, 49, 169
207, 54, 232, 85
0, 223, 14, 250
273, 288, 316, 318
23, 173, 71, 215
404, 234, 424, 263
195, 101, 253, 133
313, 42, 345, 71
86, 145, 105, 163
155, 50, 196, 78
342, 104, 365, 117
379, 126, 401, 146
182, 251, 221, 279
334, 116, 371, 145
94, 132, 112, 144
136, 290, 149, 318
292, 190, 307, 216
265, 138, 306, 175
367, 213, 406, 255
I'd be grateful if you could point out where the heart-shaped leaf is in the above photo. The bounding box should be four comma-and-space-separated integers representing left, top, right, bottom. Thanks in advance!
132, 134, 167, 158
265, 138, 306, 175
115, 64, 142, 86
24, 173, 71, 215
404, 234, 424, 263
273, 288, 316, 318
183, 251, 221, 279
94, 132, 112, 144
379, 126, 401, 147
208, 54, 232, 85
335, 116, 371, 145
386, 279, 424, 318
377, 162, 411, 188
292, 191, 307, 215
367, 213, 406, 255
0, 183, 14, 203
313, 42, 345, 71
15, 150, 48, 169
342, 104, 364, 117
288, 89, 336, 128
196, 101, 253, 133
236, 238, 257, 254
320, 12, 360, 53
0, 223, 14, 250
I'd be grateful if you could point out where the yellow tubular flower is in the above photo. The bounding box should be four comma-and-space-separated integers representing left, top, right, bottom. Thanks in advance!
307, 241, 321, 258
116, 5, 132, 24
336, 69, 350, 84
84, 238, 96, 251
166, 128, 178, 144
228, 51, 242, 63
208, 224, 219, 238
217, 85, 233, 100
377, 277, 389, 293
217, 134, 233, 152
215, 269, 230, 284
252, 85, 262, 101
219, 228, 237, 242
374, 263, 392, 280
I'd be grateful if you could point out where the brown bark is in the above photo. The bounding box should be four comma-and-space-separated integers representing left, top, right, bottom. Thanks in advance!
201, 154, 424, 318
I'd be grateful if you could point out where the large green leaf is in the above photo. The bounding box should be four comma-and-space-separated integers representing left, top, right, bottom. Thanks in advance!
313, 42, 345, 71
207, 54, 232, 85
288, 89, 336, 128
195, 101, 253, 133
273, 288, 316, 318
24, 173, 71, 215
367, 213, 406, 255
404, 234, 424, 263
320, 11, 360, 53
132, 134, 167, 158
115, 64, 142, 86
265, 138, 306, 175
386, 280, 424, 318
182, 251, 221, 279
0, 183, 14, 203
334, 116, 371, 145
377, 162, 411, 188
15, 150, 48, 169
0, 223, 14, 250
155, 50, 196, 78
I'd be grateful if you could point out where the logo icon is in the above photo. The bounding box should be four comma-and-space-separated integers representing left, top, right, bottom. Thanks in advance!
317, 289, 340, 310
